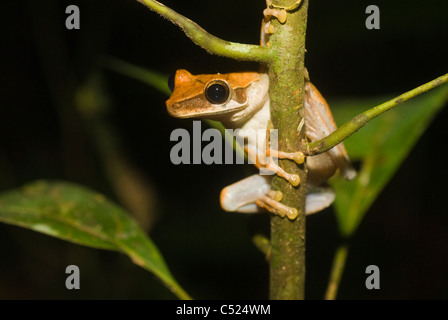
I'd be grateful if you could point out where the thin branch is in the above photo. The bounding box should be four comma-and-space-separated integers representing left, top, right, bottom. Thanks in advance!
324, 244, 349, 300
104, 56, 172, 95
252, 234, 271, 258
136, 0, 273, 63
305, 73, 448, 156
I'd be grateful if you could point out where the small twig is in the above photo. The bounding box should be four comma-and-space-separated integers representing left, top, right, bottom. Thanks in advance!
136, 0, 273, 62
252, 234, 271, 259
324, 244, 349, 300
104, 56, 171, 95
305, 73, 448, 156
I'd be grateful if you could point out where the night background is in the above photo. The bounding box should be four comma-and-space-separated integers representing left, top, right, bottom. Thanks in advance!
0, 0, 447, 299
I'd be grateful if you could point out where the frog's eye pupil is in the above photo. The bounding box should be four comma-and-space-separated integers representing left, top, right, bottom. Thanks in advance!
168, 73, 176, 92
205, 81, 230, 105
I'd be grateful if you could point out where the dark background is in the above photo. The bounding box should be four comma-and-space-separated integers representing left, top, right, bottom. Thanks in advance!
0, 0, 447, 299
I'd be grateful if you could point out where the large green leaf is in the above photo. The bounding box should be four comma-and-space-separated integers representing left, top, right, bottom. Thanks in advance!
329, 85, 448, 236
0, 180, 191, 299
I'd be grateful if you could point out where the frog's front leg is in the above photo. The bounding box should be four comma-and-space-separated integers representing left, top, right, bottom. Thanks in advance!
248, 120, 306, 187
265, 119, 306, 166
247, 147, 302, 187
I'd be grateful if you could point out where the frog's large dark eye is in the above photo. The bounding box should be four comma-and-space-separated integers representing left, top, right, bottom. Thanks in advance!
168, 73, 176, 92
205, 80, 230, 105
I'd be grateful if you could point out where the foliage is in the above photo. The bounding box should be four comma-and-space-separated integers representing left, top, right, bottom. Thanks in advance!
330, 85, 448, 236
0, 180, 191, 299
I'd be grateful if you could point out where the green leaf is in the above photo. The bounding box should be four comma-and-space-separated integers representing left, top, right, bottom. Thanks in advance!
103, 56, 172, 96
0, 180, 191, 300
329, 85, 448, 237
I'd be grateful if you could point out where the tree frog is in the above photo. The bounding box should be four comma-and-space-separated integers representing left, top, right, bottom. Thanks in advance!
166, 69, 356, 220
165, 5, 356, 220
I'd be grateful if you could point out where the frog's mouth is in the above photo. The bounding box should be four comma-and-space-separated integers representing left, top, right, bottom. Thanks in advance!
166, 98, 247, 119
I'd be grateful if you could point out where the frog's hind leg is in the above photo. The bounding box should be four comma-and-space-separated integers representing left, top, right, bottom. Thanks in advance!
220, 174, 271, 214
256, 193, 299, 220
220, 174, 298, 220
257, 186, 335, 217
220, 175, 336, 219
306, 186, 335, 215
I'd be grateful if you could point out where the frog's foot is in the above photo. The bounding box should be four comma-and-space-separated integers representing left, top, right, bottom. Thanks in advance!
256, 187, 336, 219
264, 161, 301, 187
220, 174, 335, 219
256, 192, 299, 220
246, 147, 302, 187
261, 0, 303, 45
262, 1, 287, 36
265, 119, 306, 165
268, 150, 305, 165
220, 174, 299, 220
267, 0, 303, 12
263, 7, 287, 25
220, 174, 297, 219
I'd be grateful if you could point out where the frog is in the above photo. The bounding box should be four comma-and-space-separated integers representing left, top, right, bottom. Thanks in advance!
165, 3, 356, 220
166, 69, 356, 220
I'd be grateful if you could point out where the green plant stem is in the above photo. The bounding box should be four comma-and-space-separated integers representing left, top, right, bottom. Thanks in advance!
268, 0, 309, 300
305, 73, 448, 156
252, 234, 271, 257
136, 0, 273, 62
324, 244, 349, 300
104, 56, 172, 95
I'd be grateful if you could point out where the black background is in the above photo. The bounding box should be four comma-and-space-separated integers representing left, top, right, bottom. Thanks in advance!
0, 0, 447, 299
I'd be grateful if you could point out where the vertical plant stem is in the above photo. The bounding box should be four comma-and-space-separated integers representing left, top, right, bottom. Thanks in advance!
269, 0, 309, 300
325, 244, 349, 300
